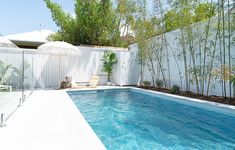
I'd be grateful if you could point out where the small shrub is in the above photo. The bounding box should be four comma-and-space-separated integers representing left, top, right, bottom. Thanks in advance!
156, 80, 163, 87
60, 76, 72, 89
143, 80, 151, 86
171, 85, 180, 94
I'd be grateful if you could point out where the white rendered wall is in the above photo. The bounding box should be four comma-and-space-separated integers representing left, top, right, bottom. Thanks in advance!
0, 46, 136, 89
128, 16, 235, 96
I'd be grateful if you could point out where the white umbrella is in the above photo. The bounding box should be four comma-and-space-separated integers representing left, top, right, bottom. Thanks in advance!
37, 41, 80, 85
37, 41, 80, 55
0, 36, 19, 48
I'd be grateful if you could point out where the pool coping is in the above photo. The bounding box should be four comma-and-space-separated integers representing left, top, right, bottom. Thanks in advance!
130, 87, 235, 111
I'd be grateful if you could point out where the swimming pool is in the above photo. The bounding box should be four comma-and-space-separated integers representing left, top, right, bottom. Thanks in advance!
68, 88, 235, 150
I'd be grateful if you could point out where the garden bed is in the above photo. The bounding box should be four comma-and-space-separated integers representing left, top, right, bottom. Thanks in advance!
138, 86, 235, 106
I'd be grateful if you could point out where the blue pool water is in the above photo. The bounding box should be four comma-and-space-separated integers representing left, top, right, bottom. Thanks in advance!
68, 89, 235, 150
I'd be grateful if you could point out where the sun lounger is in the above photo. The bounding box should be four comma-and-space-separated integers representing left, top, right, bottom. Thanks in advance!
0, 85, 12, 92
73, 75, 100, 88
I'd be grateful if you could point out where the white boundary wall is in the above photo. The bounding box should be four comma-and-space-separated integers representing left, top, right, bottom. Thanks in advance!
0, 46, 139, 89
128, 17, 235, 96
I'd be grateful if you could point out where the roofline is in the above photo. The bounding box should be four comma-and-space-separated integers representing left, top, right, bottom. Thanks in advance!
10, 40, 46, 47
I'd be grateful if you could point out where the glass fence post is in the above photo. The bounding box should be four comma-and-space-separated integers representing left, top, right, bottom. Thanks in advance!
0, 113, 5, 127
22, 51, 25, 102
18, 98, 22, 107
23, 94, 26, 103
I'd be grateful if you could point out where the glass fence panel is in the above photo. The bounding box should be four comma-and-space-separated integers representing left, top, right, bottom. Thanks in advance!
23, 50, 35, 98
0, 48, 23, 125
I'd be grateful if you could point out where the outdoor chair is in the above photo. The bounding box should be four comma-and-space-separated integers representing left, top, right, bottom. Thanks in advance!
0, 84, 12, 92
73, 75, 100, 88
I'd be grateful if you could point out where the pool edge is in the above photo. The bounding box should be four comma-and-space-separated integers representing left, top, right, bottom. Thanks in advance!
130, 87, 235, 112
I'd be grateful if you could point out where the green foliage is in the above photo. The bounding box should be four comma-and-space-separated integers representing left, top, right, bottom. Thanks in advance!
117, 0, 137, 34
143, 80, 151, 86
230, 67, 235, 97
164, 10, 180, 32
164, 2, 216, 32
11, 61, 30, 88
45, 0, 217, 47
133, 0, 233, 98
156, 80, 163, 87
101, 51, 117, 82
164, 8, 192, 32
179, 7, 194, 27
230, 66, 235, 82
194, 3, 216, 22
171, 85, 180, 94
0, 60, 12, 85
132, 16, 161, 63
45, 0, 123, 47
231, 75, 235, 86
0, 60, 30, 89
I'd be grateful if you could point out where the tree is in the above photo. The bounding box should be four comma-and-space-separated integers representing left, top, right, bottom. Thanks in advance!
164, 1, 215, 32
116, 0, 137, 37
44, 0, 123, 47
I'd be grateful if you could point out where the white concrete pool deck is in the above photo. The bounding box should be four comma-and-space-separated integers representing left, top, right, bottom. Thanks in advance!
0, 87, 115, 150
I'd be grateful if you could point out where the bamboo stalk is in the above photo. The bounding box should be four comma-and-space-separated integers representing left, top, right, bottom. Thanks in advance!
165, 39, 183, 89
180, 29, 190, 91
201, 16, 212, 95
187, 26, 200, 93
218, 0, 224, 97
228, 0, 232, 98
206, 1, 221, 96
222, 0, 227, 97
